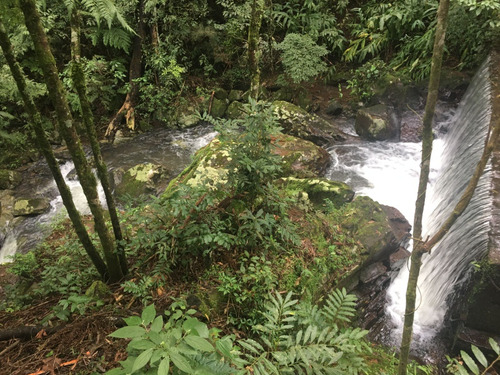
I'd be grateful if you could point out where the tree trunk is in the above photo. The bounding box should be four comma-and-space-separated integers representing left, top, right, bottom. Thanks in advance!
70, 8, 128, 275
19, 0, 123, 283
0, 18, 108, 279
105, 0, 144, 141
247, 0, 264, 100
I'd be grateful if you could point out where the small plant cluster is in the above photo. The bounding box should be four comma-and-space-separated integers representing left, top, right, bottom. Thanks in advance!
447, 338, 500, 375
346, 59, 391, 103
106, 288, 371, 374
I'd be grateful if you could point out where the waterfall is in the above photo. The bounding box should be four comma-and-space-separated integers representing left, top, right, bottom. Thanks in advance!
386, 59, 493, 344
327, 59, 493, 346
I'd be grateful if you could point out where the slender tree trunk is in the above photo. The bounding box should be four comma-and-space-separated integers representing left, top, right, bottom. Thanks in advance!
19, 0, 123, 282
70, 8, 127, 275
247, 0, 264, 100
0, 18, 108, 279
105, 0, 144, 141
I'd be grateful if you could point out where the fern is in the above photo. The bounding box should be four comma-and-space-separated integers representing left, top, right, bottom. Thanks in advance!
240, 290, 370, 375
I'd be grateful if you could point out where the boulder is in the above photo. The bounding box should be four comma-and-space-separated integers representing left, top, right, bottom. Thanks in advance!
272, 100, 347, 146
214, 88, 228, 101
325, 99, 343, 116
0, 169, 22, 190
271, 134, 331, 178
282, 177, 354, 209
226, 101, 246, 119
13, 198, 50, 216
178, 113, 200, 128
228, 89, 244, 102
209, 97, 228, 118
115, 163, 166, 198
163, 133, 331, 196
342, 196, 410, 263
355, 104, 399, 141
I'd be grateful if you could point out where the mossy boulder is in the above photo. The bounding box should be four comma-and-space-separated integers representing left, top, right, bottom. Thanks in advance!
272, 134, 331, 178
272, 100, 346, 146
282, 177, 354, 209
0, 169, 22, 190
342, 196, 410, 263
228, 89, 244, 102
355, 104, 399, 141
226, 101, 246, 119
214, 88, 228, 100
13, 197, 50, 216
85, 280, 111, 300
163, 133, 331, 196
210, 97, 228, 118
115, 163, 166, 199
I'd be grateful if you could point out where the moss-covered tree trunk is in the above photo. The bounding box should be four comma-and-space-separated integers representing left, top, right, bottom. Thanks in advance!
105, 0, 144, 141
0, 17, 108, 279
70, 8, 127, 275
247, 0, 264, 100
19, 0, 123, 282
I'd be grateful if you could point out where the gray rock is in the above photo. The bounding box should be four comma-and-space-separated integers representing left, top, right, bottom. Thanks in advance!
360, 262, 387, 283
355, 104, 399, 141
325, 99, 343, 116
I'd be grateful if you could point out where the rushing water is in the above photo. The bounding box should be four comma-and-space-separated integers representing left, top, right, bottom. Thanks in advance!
327, 60, 493, 347
0, 125, 217, 263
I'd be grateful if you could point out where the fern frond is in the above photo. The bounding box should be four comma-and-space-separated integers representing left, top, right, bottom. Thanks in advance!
101, 27, 131, 51
322, 288, 357, 325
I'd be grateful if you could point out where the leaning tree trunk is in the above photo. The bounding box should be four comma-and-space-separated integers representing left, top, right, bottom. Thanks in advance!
19, 0, 124, 282
0, 18, 108, 279
247, 0, 264, 100
70, 8, 127, 275
105, 0, 144, 141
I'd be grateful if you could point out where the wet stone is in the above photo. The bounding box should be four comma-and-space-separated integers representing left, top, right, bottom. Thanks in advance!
359, 262, 387, 284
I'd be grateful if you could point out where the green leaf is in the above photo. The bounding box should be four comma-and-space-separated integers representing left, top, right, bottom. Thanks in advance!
183, 317, 209, 338
461, 350, 480, 375
170, 352, 193, 373
215, 337, 233, 358
471, 345, 488, 368
131, 348, 153, 373
490, 337, 500, 355
158, 356, 170, 375
151, 316, 164, 333
184, 335, 214, 352
123, 316, 142, 326
109, 326, 147, 339
456, 364, 469, 375
142, 304, 156, 326
128, 339, 156, 350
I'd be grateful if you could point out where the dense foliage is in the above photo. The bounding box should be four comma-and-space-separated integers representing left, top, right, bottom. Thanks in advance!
1, 0, 498, 165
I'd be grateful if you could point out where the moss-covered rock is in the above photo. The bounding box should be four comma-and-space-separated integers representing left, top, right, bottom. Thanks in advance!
272, 100, 346, 146
226, 101, 246, 119
282, 177, 354, 209
163, 133, 331, 197
214, 87, 228, 100
342, 196, 409, 263
354, 104, 399, 141
0, 169, 22, 190
228, 89, 244, 102
115, 163, 166, 199
210, 97, 228, 118
13, 198, 50, 216
85, 280, 111, 300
